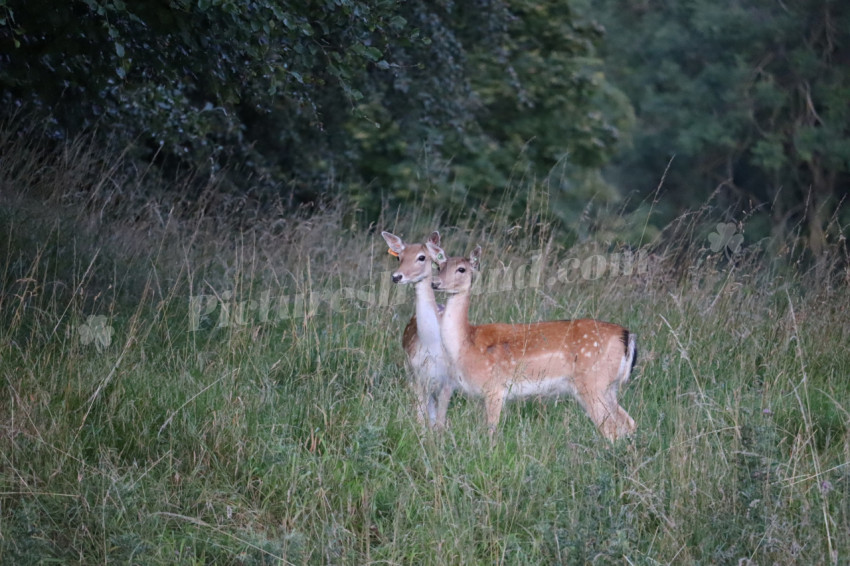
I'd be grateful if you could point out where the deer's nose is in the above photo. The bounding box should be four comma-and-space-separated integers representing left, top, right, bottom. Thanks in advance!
392, 273, 403, 283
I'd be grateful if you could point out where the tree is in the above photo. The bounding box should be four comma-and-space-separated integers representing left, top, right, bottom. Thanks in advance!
594, 0, 850, 252
348, 0, 633, 223
1, 0, 631, 225
0, 0, 435, 199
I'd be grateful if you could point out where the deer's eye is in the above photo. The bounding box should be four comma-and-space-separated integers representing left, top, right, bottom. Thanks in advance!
417, 255, 426, 262
458, 267, 466, 274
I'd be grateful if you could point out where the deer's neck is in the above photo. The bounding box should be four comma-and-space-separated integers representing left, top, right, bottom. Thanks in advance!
441, 290, 472, 362
413, 277, 441, 350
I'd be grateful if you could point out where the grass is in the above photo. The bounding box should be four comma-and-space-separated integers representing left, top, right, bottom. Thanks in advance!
1, 131, 849, 564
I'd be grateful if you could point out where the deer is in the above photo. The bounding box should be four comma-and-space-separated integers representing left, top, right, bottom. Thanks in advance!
427, 242, 637, 441
381, 231, 455, 429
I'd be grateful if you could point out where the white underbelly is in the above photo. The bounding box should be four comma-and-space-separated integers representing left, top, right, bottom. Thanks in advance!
505, 375, 576, 399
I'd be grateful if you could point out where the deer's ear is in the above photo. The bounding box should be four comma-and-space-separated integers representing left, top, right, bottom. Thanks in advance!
426, 241, 447, 264
469, 245, 482, 271
428, 231, 441, 247
381, 231, 405, 255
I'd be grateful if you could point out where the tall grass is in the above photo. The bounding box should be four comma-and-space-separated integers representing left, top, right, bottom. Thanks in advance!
1, 130, 848, 564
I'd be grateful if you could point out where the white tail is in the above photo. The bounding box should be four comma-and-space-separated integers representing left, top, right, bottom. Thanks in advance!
427, 243, 637, 441
382, 231, 455, 428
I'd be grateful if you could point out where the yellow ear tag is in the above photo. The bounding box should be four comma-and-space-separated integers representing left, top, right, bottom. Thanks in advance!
388, 248, 399, 257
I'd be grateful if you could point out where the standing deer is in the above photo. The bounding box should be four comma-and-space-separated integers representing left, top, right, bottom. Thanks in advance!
427, 243, 637, 441
382, 231, 455, 429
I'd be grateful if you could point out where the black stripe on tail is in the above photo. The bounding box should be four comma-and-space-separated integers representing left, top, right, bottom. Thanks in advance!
621, 329, 638, 373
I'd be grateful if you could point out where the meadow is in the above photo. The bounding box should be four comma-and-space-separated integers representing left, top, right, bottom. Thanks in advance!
1, 133, 848, 564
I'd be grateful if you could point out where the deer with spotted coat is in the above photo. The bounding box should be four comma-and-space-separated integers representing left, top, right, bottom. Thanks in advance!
382, 231, 456, 429
427, 242, 637, 441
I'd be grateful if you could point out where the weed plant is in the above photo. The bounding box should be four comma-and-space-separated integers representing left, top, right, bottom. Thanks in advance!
1, 130, 848, 564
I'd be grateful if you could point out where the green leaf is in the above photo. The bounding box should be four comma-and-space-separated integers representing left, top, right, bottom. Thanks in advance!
353, 43, 382, 62
751, 137, 784, 172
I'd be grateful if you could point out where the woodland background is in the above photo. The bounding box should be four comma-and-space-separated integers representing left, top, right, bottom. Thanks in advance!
2, 0, 848, 247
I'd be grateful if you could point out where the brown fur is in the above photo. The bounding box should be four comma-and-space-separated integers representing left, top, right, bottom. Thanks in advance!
431, 245, 637, 441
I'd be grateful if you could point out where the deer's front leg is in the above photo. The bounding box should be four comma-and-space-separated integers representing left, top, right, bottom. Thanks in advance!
484, 390, 506, 437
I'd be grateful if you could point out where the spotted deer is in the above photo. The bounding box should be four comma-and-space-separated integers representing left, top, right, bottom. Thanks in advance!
382, 231, 455, 429
427, 243, 637, 441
